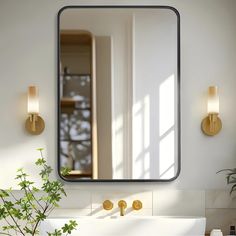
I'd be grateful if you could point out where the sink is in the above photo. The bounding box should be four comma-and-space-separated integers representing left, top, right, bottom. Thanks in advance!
40, 216, 206, 236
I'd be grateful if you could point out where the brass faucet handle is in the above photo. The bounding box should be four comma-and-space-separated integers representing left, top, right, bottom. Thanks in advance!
132, 200, 142, 210
118, 200, 127, 209
118, 200, 127, 216
103, 200, 113, 210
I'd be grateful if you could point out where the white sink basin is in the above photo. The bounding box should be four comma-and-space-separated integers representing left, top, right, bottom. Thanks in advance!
40, 216, 206, 236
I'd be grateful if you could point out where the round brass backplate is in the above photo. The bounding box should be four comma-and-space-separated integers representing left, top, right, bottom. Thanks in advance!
25, 116, 45, 135
103, 200, 113, 210
132, 200, 142, 210
201, 116, 222, 136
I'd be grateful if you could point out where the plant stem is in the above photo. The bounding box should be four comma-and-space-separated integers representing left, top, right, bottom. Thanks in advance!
32, 205, 49, 236
27, 187, 44, 210
0, 196, 25, 236
3, 217, 21, 235
19, 175, 42, 220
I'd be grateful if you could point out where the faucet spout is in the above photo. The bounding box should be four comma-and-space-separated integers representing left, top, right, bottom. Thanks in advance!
118, 200, 127, 216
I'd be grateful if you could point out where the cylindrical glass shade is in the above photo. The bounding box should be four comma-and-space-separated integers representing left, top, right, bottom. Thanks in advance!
28, 86, 39, 114
207, 86, 219, 114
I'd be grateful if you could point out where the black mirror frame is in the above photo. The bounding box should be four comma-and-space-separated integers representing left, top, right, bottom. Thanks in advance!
57, 5, 181, 183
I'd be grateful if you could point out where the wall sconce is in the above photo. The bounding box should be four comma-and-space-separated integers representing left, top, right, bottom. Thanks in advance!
25, 86, 45, 135
201, 86, 222, 136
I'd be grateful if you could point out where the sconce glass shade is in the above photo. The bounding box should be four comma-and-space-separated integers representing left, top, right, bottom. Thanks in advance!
202, 85, 222, 136
28, 86, 39, 114
207, 86, 219, 114
25, 86, 45, 135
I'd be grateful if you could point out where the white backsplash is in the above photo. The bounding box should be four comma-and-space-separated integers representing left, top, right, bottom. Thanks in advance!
44, 189, 236, 234
4, 189, 235, 234
153, 190, 205, 217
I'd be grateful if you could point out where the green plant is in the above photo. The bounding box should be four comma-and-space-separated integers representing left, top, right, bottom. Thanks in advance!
0, 148, 78, 236
217, 168, 236, 194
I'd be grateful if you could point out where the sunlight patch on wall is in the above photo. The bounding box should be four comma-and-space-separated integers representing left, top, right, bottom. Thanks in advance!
159, 74, 175, 137
159, 130, 175, 179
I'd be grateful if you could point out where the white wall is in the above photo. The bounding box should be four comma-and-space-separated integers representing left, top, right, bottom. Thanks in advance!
133, 10, 178, 179
0, 0, 236, 191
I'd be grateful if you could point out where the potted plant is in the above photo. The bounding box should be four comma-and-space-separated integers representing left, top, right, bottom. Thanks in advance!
217, 168, 236, 194
0, 149, 77, 236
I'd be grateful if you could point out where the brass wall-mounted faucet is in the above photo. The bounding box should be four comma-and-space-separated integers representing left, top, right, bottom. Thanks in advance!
103, 199, 142, 216
118, 200, 127, 216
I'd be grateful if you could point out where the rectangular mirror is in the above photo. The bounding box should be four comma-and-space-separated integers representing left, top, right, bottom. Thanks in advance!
57, 6, 180, 182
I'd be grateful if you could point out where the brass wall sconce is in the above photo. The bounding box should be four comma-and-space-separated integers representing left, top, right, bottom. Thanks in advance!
201, 86, 222, 136
25, 86, 45, 135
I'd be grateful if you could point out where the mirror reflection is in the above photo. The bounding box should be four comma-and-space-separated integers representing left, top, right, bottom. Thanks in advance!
58, 7, 180, 181
60, 31, 96, 179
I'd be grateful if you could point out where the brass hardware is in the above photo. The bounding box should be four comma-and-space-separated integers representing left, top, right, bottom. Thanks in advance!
132, 200, 142, 210
103, 200, 113, 210
201, 86, 222, 136
25, 114, 45, 135
26, 86, 45, 135
201, 114, 222, 136
118, 200, 127, 216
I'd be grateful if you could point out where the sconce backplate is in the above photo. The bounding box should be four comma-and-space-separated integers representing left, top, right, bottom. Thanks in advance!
25, 116, 45, 135
201, 116, 222, 136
